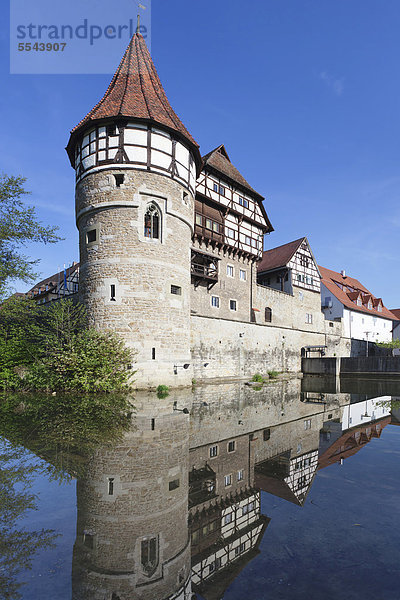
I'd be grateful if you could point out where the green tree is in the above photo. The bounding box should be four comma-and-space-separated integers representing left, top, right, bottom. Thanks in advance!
0, 174, 61, 299
0, 298, 135, 392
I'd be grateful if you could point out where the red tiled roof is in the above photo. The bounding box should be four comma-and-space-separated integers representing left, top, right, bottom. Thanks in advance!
67, 34, 200, 166
202, 145, 273, 233
319, 265, 399, 321
27, 262, 80, 295
257, 237, 305, 273
390, 308, 400, 320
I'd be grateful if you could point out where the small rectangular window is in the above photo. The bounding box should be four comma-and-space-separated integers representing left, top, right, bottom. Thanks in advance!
237, 469, 244, 481
239, 269, 246, 281
209, 445, 218, 458
304, 419, 311, 430
263, 428, 271, 441
224, 513, 233, 524
171, 285, 182, 295
224, 474, 232, 487
227, 265, 234, 277
228, 440, 236, 452
205, 218, 212, 229
195, 213, 202, 225
219, 185, 225, 195
213, 183, 218, 193
110, 284, 116, 301
226, 227, 235, 239
83, 532, 94, 549
86, 229, 97, 244
230, 300, 237, 311
114, 174, 124, 187
211, 296, 220, 308
106, 124, 116, 136
305, 313, 313, 324
168, 479, 180, 491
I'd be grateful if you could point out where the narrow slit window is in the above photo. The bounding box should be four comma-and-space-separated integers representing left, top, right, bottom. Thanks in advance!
110, 285, 116, 301
108, 478, 114, 495
151, 418, 155, 430
152, 348, 156, 360
265, 307, 272, 322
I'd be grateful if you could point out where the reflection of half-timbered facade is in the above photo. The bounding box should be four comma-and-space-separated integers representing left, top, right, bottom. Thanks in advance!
188, 429, 269, 598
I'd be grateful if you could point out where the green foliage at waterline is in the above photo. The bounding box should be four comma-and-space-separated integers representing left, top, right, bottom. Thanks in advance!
377, 339, 400, 349
0, 297, 135, 392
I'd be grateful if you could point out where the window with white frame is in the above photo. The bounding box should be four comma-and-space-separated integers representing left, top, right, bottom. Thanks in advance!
224, 474, 232, 487
227, 265, 234, 277
224, 513, 232, 525
209, 445, 218, 458
304, 419, 311, 430
226, 227, 236, 239
239, 269, 246, 281
305, 313, 313, 324
237, 469, 244, 481
227, 440, 236, 453
211, 296, 220, 308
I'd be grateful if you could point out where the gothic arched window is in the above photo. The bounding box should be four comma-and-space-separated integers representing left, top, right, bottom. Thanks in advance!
144, 204, 160, 239
265, 307, 272, 323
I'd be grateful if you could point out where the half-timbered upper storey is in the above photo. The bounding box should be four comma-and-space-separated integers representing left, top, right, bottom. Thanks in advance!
66, 33, 202, 188
194, 145, 273, 259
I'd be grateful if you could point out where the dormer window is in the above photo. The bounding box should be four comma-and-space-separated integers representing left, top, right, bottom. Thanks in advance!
377, 304, 382, 312
368, 300, 372, 309
357, 297, 362, 306
144, 204, 160, 239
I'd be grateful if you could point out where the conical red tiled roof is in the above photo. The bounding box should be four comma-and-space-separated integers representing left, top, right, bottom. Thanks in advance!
67, 34, 200, 165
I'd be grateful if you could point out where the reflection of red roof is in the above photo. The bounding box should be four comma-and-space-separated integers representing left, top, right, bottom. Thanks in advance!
318, 416, 391, 470
258, 237, 305, 273
319, 265, 399, 321
67, 33, 200, 167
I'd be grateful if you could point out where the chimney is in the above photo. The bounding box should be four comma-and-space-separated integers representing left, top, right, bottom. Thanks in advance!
341, 270, 346, 278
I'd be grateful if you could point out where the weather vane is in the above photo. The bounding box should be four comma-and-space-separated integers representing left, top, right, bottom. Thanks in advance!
136, 3, 146, 34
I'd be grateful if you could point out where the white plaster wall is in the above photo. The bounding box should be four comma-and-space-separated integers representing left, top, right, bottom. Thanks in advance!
343, 308, 392, 342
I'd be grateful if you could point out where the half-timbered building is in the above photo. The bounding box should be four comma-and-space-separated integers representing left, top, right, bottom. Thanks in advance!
191, 145, 273, 323
257, 237, 321, 295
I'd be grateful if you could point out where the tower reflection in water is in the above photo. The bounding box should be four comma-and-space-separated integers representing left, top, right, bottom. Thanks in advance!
72, 378, 393, 600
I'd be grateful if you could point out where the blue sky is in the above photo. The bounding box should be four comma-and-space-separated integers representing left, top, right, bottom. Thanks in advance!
2, 0, 400, 307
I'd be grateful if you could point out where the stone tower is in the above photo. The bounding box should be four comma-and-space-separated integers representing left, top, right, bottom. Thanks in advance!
66, 34, 202, 388
72, 395, 191, 600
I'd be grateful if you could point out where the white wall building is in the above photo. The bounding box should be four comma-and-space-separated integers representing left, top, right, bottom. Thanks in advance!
319, 266, 396, 343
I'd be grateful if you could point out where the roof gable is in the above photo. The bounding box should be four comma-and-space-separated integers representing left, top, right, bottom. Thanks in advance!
258, 237, 311, 273
202, 145, 262, 199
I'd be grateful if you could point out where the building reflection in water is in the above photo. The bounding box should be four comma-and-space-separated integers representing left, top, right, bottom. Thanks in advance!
72, 378, 394, 600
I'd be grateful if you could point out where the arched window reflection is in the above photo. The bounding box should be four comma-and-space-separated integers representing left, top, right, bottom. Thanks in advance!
141, 536, 159, 577
144, 204, 160, 239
